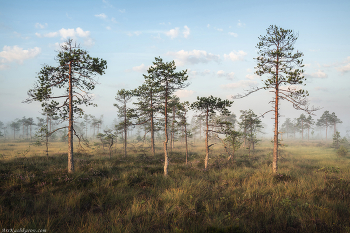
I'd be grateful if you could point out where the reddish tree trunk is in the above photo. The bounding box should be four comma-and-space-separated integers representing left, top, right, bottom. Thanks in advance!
273, 51, 279, 174
68, 60, 74, 173
205, 107, 209, 169
164, 81, 169, 176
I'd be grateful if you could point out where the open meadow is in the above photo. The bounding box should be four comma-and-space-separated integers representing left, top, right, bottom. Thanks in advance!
0, 139, 350, 232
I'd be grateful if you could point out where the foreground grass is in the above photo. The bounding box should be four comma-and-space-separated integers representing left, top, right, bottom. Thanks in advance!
0, 140, 350, 232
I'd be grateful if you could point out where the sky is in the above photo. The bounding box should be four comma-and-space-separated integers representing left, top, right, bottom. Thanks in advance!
1, 0, 350, 136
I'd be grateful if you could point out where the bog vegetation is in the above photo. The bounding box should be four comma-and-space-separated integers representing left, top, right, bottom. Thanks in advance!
0, 139, 350, 232
1, 25, 350, 232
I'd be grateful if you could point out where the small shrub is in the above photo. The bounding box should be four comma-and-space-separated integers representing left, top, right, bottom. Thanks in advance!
337, 145, 348, 157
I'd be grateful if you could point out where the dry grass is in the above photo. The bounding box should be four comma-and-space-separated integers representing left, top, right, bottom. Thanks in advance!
0, 138, 350, 232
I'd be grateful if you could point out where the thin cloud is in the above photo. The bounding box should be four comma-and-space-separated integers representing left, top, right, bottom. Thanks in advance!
174, 89, 195, 98
132, 63, 150, 73
127, 31, 142, 36
237, 20, 245, 27
111, 17, 118, 23
246, 74, 258, 80
224, 50, 247, 61
228, 32, 238, 37
183, 26, 190, 38
166, 27, 179, 39
305, 70, 328, 78
217, 70, 235, 80
44, 32, 58, 38
337, 57, 350, 73
36, 27, 94, 47
0, 45, 41, 64
35, 23, 47, 29
166, 49, 220, 66
102, 0, 114, 8
221, 80, 257, 89
95, 13, 107, 19
338, 63, 350, 73
188, 69, 211, 78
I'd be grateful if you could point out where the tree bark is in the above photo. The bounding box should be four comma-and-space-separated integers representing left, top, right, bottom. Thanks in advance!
164, 81, 169, 176
272, 53, 279, 174
68, 60, 74, 173
185, 122, 188, 165
301, 119, 304, 140
124, 101, 127, 157
172, 106, 175, 150
46, 114, 49, 158
150, 91, 155, 156
205, 107, 209, 170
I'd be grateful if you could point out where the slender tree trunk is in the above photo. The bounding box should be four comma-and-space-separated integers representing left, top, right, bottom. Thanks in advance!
325, 124, 328, 141
164, 82, 169, 176
199, 118, 202, 141
68, 60, 74, 173
301, 119, 304, 140
232, 138, 236, 160
46, 114, 49, 157
185, 122, 188, 165
150, 93, 155, 156
49, 117, 52, 134
46, 130, 49, 158
272, 55, 279, 174
243, 127, 247, 147
205, 108, 209, 169
124, 102, 127, 157
173, 106, 175, 149
171, 106, 175, 150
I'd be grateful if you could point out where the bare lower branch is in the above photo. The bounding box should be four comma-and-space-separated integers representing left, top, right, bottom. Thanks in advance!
48, 126, 68, 136
232, 86, 265, 99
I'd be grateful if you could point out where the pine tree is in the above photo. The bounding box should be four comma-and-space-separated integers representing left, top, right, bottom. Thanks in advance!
235, 25, 317, 173
144, 57, 188, 176
191, 95, 233, 169
25, 39, 107, 173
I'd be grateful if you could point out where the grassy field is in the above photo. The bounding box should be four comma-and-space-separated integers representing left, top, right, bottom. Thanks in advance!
0, 139, 349, 232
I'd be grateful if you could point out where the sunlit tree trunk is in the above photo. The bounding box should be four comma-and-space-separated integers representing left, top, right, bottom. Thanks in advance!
185, 122, 188, 165
68, 60, 74, 173
164, 81, 169, 176
124, 102, 127, 157
150, 93, 155, 156
205, 107, 209, 170
273, 54, 279, 174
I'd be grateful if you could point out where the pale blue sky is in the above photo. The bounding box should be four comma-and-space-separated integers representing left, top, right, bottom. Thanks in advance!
1, 0, 350, 135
